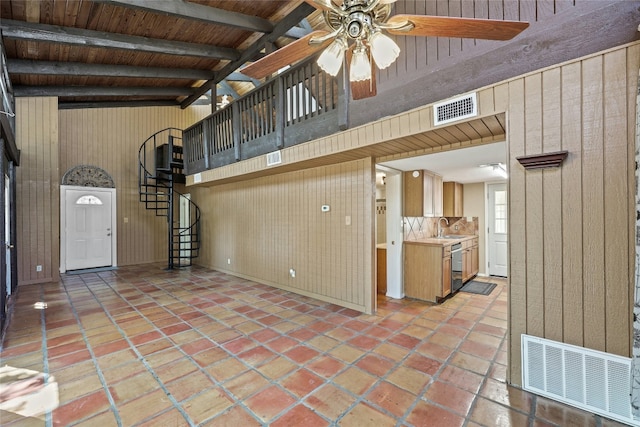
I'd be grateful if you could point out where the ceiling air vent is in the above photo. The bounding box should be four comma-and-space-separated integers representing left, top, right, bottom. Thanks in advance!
433, 93, 477, 126
266, 150, 282, 167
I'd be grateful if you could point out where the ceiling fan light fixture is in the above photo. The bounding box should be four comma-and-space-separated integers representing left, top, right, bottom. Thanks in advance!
317, 37, 347, 76
369, 31, 400, 69
350, 44, 372, 82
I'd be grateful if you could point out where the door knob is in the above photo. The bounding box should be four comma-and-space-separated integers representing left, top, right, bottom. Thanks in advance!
107, 233, 111, 236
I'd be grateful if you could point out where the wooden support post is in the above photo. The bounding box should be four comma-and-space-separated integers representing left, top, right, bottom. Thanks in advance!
203, 120, 210, 170
232, 102, 241, 161
275, 75, 285, 149
338, 69, 349, 131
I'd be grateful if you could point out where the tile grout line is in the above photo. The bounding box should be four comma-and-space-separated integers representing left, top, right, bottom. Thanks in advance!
96, 270, 275, 426
70, 269, 510, 426
125, 271, 339, 426
118, 271, 416, 426
71, 273, 197, 427
58, 275, 122, 426
39, 284, 53, 427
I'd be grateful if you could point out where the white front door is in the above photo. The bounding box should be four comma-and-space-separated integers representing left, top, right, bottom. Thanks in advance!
488, 183, 508, 277
5, 175, 10, 296
65, 189, 113, 270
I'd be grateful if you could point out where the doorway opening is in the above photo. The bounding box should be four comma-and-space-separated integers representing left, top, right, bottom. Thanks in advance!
376, 141, 508, 302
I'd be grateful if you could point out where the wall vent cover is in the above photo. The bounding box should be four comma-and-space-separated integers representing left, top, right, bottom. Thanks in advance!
433, 93, 477, 126
522, 334, 638, 426
266, 150, 282, 166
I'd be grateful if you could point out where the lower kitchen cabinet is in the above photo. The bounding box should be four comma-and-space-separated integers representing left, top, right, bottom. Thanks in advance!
404, 242, 451, 302
471, 242, 479, 277
462, 238, 479, 281
404, 236, 478, 303
442, 255, 451, 297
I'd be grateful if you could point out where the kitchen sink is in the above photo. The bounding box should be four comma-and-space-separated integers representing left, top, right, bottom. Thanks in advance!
438, 235, 461, 239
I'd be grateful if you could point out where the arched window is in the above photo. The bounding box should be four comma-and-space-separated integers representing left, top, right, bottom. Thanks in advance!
76, 195, 103, 205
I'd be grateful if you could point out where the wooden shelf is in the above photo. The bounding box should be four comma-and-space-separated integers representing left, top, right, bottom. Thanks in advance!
516, 151, 568, 170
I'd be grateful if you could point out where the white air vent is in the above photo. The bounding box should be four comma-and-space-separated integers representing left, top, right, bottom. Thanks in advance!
433, 93, 477, 126
522, 334, 638, 426
266, 150, 282, 166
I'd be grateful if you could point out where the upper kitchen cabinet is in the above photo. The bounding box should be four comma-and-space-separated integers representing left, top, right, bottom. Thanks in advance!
404, 170, 443, 217
443, 182, 464, 217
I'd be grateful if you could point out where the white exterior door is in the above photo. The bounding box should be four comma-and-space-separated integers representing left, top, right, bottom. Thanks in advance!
5, 175, 10, 296
65, 189, 113, 270
488, 183, 508, 277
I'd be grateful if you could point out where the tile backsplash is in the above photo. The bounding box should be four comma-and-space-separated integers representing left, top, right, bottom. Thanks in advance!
404, 216, 479, 240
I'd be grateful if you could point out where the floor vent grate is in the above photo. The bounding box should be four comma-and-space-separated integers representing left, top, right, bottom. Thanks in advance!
433, 93, 477, 126
266, 150, 282, 166
522, 334, 638, 426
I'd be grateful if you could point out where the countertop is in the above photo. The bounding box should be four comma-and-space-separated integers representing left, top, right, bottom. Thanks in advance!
376, 243, 387, 250
404, 235, 477, 247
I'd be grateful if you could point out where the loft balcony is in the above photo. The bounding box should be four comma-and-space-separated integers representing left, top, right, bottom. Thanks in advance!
183, 56, 347, 176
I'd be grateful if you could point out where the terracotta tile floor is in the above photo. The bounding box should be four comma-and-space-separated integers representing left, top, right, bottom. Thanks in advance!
0, 264, 626, 426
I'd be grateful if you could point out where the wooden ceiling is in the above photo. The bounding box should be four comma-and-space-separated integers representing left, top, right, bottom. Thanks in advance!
0, 0, 323, 108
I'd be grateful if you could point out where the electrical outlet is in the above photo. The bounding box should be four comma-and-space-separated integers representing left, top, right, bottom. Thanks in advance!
227, 258, 231, 265
289, 268, 296, 278
36, 265, 42, 272
345, 215, 351, 226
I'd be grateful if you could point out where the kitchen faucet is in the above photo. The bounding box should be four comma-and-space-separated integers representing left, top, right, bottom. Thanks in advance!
437, 217, 449, 238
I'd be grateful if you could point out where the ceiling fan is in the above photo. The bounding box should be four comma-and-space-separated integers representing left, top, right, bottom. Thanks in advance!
241, 0, 529, 100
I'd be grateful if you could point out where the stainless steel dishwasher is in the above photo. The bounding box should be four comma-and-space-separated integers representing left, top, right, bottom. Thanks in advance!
451, 243, 463, 292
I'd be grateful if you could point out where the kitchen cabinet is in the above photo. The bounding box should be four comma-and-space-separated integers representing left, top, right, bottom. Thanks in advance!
442, 248, 452, 297
443, 181, 463, 217
403, 170, 443, 217
462, 237, 479, 281
471, 243, 479, 277
404, 242, 451, 302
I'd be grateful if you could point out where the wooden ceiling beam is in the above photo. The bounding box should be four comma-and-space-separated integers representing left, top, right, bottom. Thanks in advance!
0, 19, 240, 60
94, 0, 274, 33
14, 86, 194, 97
227, 72, 261, 87
59, 100, 180, 110
217, 81, 239, 99
180, 2, 316, 108
7, 59, 215, 80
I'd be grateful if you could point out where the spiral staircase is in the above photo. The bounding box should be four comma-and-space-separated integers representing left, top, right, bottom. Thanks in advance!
138, 128, 200, 269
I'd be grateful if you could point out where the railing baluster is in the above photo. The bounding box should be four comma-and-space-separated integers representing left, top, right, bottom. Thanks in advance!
233, 102, 241, 160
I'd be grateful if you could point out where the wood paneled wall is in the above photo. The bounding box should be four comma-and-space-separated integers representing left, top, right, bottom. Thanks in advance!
187, 43, 638, 383
192, 158, 376, 314
17, 103, 209, 285
58, 105, 210, 269
494, 44, 638, 384
382, 0, 574, 89
16, 97, 59, 284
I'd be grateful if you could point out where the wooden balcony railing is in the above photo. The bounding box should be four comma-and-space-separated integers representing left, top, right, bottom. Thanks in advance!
184, 56, 345, 175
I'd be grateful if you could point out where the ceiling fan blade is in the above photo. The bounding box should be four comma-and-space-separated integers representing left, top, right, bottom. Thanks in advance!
387, 15, 529, 41
345, 47, 377, 100
241, 30, 332, 79
304, 0, 338, 12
